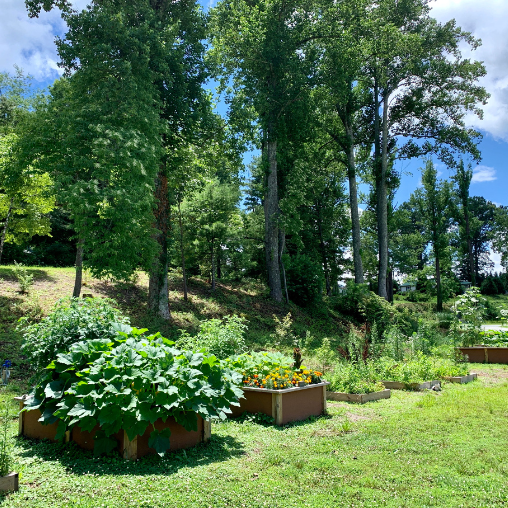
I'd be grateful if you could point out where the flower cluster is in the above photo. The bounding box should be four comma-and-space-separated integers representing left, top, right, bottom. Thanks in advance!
242, 367, 323, 390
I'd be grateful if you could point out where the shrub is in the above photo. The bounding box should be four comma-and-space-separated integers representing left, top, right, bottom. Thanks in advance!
13, 261, 34, 293
284, 253, 322, 307
383, 327, 407, 361
330, 282, 391, 337
19, 297, 129, 372
25, 327, 243, 456
177, 315, 247, 359
451, 287, 485, 347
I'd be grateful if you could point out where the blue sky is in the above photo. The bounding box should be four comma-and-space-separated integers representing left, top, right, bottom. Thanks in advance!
1, 0, 506, 209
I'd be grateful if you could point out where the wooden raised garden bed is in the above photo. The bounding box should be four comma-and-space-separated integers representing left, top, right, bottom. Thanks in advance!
229, 382, 329, 425
0, 473, 19, 493
327, 389, 391, 404
15, 396, 211, 460
458, 347, 508, 364
444, 373, 478, 384
381, 380, 441, 391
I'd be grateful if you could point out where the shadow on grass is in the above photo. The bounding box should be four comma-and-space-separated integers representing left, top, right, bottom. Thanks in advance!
0, 267, 58, 284
230, 411, 332, 430
15, 434, 245, 477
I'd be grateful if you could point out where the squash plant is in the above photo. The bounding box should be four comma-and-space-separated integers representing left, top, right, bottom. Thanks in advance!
24, 326, 243, 456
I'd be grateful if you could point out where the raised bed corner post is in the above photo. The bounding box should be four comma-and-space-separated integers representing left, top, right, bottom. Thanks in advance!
123, 431, 138, 461
322, 385, 327, 414
203, 420, 211, 443
272, 392, 283, 426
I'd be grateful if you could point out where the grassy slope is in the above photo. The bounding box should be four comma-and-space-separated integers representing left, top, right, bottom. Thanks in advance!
0, 366, 507, 507
0, 265, 349, 385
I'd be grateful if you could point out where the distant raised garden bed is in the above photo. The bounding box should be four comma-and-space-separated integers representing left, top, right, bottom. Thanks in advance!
229, 382, 329, 425
444, 373, 478, 384
381, 380, 441, 391
0, 473, 19, 493
327, 388, 390, 404
15, 397, 210, 460
458, 347, 508, 364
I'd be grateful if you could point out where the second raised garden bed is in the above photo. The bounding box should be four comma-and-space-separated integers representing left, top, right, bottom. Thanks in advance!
229, 382, 329, 425
326, 389, 391, 404
15, 397, 211, 460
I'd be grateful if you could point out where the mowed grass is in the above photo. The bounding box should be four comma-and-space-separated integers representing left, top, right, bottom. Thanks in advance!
1, 366, 507, 507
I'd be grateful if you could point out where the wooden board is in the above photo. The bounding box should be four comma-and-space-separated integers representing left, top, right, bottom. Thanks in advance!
327, 389, 391, 404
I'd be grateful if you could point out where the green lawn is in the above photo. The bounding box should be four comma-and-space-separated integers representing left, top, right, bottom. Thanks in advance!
1, 365, 507, 507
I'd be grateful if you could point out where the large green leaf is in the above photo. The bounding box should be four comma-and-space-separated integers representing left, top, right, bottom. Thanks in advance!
136, 403, 159, 423
93, 431, 117, 457
174, 411, 198, 432
147, 427, 172, 456
98, 405, 120, 426
123, 418, 149, 442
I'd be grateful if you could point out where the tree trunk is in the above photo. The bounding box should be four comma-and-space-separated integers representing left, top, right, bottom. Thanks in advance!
376, 89, 389, 300
278, 228, 289, 304
211, 240, 216, 291
316, 202, 331, 295
264, 136, 282, 302
386, 269, 393, 304
177, 200, 187, 301
435, 249, 443, 312
465, 210, 475, 286
72, 238, 84, 298
346, 139, 364, 284
0, 198, 13, 265
148, 170, 171, 320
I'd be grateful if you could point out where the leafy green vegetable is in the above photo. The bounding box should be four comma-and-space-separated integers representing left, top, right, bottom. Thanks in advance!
25, 327, 243, 456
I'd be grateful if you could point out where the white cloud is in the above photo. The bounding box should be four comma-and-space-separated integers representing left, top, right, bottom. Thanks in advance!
431, 0, 508, 141
0, 0, 88, 81
471, 165, 496, 183
0, 0, 65, 80
490, 249, 505, 274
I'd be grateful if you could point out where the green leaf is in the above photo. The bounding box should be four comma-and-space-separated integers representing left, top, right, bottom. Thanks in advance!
55, 419, 68, 441
136, 403, 159, 423
174, 411, 198, 432
123, 418, 149, 442
78, 416, 98, 433
39, 406, 59, 425
98, 405, 119, 426
148, 427, 172, 456
93, 431, 117, 457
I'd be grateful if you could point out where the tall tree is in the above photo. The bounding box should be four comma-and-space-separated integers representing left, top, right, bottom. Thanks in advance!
451, 160, 475, 285
362, 0, 488, 299
210, 0, 317, 302
0, 70, 55, 264
414, 160, 453, 311
0, 134, 55, 264
25, 0, 208, 312
180, 180, 240, 290
315, 0, 372, 284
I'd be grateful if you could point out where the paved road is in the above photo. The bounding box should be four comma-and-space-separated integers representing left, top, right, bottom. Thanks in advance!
481, 324, 508, 331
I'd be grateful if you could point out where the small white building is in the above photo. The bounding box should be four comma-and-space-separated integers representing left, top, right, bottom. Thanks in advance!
399, 281, 417, 293
460, 281, 472, 291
